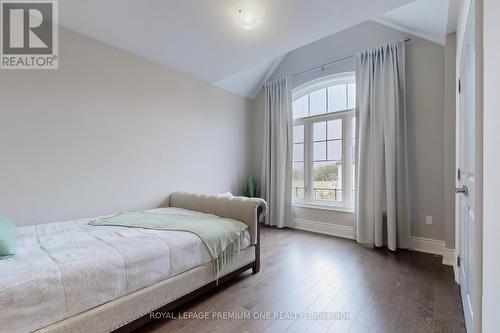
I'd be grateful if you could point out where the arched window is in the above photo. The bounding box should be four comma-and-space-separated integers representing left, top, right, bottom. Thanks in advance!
292, 72, 356, 209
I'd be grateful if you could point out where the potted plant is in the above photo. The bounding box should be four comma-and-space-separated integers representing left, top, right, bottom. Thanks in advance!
243, 177, 260, 198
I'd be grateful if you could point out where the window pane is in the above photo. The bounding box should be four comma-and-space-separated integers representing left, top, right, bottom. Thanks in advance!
347, 83, 356, 109
328, 84, 347, 112
291, 76, 356, 205
293, 162, 304, 199
293, 125, 304, 143
293, 95, 308, 119
310, 88, 327, 115
293, 143, 304, 162
327, 140, 342, 161
313, 162, 342, 201
313, 121, 326, 141
314, 141, 326, 161
327, 119, 342, 140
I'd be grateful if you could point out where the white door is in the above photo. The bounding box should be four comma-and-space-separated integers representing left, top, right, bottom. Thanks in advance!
457, 5, 475, 332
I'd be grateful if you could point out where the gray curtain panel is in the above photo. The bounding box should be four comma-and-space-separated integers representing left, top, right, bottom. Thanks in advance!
355, 40, 411, 250
260, 77, 293, 228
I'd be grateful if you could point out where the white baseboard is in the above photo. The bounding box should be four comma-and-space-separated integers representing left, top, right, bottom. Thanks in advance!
442, 248, 457, 266
291, 218, 458, 282
291, 218, 356, 240
410, 236, 458, 282
410, 236, 445, 255
443, 247, 458, 283
442, 248, 459, 283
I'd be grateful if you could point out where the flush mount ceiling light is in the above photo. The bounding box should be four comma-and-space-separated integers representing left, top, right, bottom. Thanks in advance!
234, 3, 263, 30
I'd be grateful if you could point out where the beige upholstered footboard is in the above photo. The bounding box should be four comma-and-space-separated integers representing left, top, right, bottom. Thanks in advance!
169, 192, 267, 276
169, 192, 267, 245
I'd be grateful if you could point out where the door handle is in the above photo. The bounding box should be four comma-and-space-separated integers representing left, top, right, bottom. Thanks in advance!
455, 185, 469, 196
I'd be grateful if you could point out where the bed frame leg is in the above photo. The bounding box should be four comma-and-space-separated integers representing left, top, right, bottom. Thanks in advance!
253, 207, 262, 275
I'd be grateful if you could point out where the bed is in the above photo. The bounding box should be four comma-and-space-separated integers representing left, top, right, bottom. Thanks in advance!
0, 192, 266, 333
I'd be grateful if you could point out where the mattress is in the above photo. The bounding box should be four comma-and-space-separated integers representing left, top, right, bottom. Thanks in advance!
0, 207, 250, 333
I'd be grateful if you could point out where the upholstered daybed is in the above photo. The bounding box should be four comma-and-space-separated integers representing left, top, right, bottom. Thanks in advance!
0, 192, 266, 333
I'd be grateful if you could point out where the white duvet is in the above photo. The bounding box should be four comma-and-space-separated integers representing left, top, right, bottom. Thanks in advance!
0, 208, 250, 333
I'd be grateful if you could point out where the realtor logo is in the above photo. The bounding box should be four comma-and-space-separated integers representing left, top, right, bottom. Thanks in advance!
1, 0, 58, 69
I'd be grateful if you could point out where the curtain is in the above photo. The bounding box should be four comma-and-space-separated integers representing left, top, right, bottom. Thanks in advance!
260, 77, 293, 228
355, 40, 411, 250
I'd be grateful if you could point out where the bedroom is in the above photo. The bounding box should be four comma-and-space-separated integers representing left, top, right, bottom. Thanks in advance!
0, 0, 499, 332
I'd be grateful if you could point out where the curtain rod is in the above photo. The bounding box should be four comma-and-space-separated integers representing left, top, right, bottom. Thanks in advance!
290, 38, 411, 78
262, 38, 412, 87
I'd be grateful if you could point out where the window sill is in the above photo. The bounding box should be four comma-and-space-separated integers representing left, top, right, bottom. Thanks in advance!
292, 201, 354, 213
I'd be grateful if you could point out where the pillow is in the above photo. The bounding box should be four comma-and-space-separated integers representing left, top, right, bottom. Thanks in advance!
0, 216, 16, 258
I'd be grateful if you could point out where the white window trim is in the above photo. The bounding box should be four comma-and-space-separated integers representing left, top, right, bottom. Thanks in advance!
293, 72, 356, 100
292, 201, 355, 213
292, 72, 356, 211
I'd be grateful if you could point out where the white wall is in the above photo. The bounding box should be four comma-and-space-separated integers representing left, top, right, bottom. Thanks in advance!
253, 21, 453, 243
0, 28, 252, 226
482, 0, 500, 331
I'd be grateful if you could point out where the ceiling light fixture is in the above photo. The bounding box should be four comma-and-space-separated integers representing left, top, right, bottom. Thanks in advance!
234, 4, 263, 30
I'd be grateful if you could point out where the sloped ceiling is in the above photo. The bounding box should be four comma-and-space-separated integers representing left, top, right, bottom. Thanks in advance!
374, 0, 459, 45
213, 54, 286, 99
59, 0, 413, 98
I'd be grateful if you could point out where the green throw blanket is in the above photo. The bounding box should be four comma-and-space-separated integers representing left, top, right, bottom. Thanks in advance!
89, 211, 248, 280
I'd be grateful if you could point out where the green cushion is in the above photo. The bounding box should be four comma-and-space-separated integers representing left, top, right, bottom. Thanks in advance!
0, 216, 16, 257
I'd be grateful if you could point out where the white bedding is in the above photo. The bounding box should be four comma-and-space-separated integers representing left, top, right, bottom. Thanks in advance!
0, 208, 250, 333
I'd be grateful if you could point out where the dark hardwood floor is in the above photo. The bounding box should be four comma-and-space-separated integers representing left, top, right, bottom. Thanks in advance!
137, 226, 465, 333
